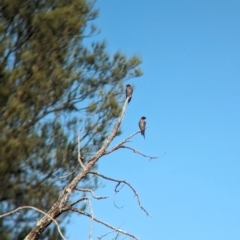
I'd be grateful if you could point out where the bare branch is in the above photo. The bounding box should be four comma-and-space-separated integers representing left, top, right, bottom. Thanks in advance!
58, 164, 80, 179
29, 162, 79, 180
70, 207, 139, 240
68, 197, 95, 240
89, 171, 152, 217
25, 97, 138, 240
98, 230, 115, 240
104, 128, 159, 161
118, 145, 160, 160
114, 184, 125, 209
113, 193, 124, 209
87, 198, 94, 240
69, 197, 89, 207
113, 232, 120, 240
78, 129, 86, 170
75, 187, 108, 200
97, 223, 126, 240
104, 130, 141, 155
0, 206, 66, 240
88, 97, 130, 164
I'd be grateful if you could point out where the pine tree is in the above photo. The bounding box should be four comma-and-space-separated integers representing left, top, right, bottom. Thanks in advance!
0, 0, 142, 238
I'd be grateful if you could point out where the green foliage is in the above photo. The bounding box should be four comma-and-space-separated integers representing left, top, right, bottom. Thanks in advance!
0, 0, 142, 238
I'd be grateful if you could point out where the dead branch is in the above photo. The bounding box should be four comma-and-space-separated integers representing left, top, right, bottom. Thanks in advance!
24, 98, 130, 239
19, 96, 157, 239
113, 192, 124, 209
69, 197, 89, 207
97, 225, 126, 240
75, 187, 108, 200
113, 232, 120, 240
78, 129, 86, 170
89, 171, 152, 217
0, 206, 66, 240
113, 184, 125, 209
68, 197, 95, 239
70, 207, 139, 240
104, 129, 159, 161
88, 197, 94, 240
29, 164, 80, 180
118, 145, 159, 160
98, 230, 117, 239
58, 164, 80, 179
104, 130, 141, 155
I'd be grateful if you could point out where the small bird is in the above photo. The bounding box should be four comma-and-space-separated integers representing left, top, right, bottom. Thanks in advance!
139, 116, 147, 139
125, 84, 133, 103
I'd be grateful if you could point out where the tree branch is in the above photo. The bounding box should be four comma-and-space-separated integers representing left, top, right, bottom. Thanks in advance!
24, 98, 130, 239
104, 130, 141, 155
58, 164, 80, 179
118, 145, 160, 160
70, 207, 139, 240
89, 171, 152, 217
78, 129, 86, 170
69, 197, 89, 207
97, 225, 125, 240
88, 198, 94, 240
0, 206, 66, 240
75, 187, 108, 200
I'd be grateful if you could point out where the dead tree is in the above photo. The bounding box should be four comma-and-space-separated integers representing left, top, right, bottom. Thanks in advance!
0, 97, 158, 240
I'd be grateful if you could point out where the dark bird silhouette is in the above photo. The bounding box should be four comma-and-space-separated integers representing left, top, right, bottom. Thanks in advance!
139, 116, 146, 139
125, 84, 133, 103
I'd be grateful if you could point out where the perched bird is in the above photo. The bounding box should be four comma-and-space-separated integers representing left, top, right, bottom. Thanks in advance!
139, 116, 147, 139
125, 84, 133, 103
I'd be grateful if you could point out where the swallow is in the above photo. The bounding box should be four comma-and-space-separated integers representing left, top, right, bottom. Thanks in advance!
125, 84, 133, 103
139, 116, 146, 139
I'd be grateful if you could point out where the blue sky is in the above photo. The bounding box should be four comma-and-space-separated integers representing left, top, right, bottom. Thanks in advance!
68, 1, 240, 239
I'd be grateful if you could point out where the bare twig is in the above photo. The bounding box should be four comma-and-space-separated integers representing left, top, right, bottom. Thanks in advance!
78, 129, 86, 170
115, 183, 124, 193
68, 197, 95, 240
29, 164, 79, 180
89, 171, 152, 217
75, 187, 108, 200
98, 230, 116, 239
70, 207, 139, 240
69, 197, 89, 207
119, 145, 160, 160
87, 198, 94, 240
104, 128, 159, 161
113, 232, 120, 239
0, 206, 66, 240
113, 193, 124, 209
58, 164, 80, 179
104, 130, 141, 155
97, 224, 127, 240
114, 184, 125, 209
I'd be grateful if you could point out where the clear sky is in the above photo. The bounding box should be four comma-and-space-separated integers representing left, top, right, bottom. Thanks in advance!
67, 0, 240, 239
